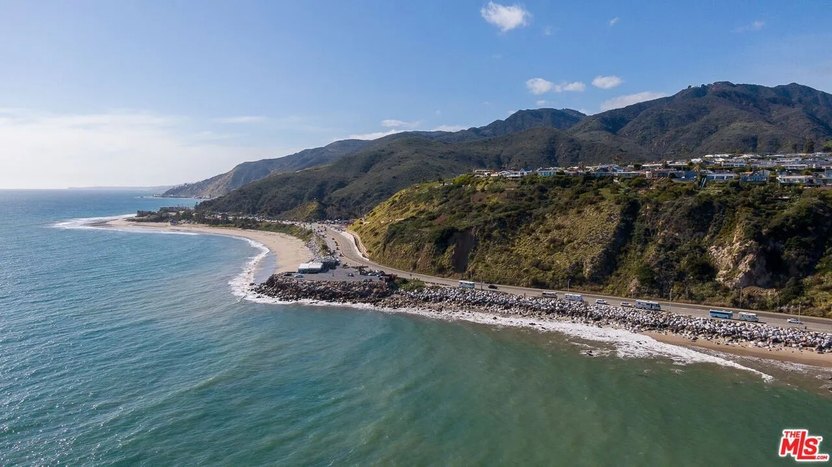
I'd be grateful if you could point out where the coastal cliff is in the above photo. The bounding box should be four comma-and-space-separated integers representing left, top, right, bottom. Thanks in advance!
353, 175, 832, 317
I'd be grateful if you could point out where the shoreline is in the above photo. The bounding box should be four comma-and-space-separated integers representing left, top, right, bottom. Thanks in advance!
645, 331, 832, 369
67, 216, 832, 374
99, 218, 314, 275
252, 275, 832, 372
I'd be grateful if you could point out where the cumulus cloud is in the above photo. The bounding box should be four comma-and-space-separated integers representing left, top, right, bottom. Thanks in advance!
734, 20, 765, 33
347, 129, 404, 140
526, 78, 585, 95
600, 91, 666, 111
0, 109, 281, 189
560, 81, 586, 92
481, 2, 531, 32
381, 119, 419, 129
609, 17, 620, 26
432, 124, 468, 132
526, 78, 554, 95
592, 75, 623, 89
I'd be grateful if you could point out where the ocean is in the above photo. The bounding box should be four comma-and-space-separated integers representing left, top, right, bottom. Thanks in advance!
0, 190, 830, 466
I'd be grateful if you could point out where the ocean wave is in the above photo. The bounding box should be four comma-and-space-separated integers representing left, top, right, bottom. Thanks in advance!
239, 291, 774, 381
53, 215, 198, 235
228, 239, 270, 299
52, 214, 135, 230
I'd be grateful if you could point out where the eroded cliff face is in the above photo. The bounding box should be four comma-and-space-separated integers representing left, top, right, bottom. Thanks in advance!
708, 228, 771, 289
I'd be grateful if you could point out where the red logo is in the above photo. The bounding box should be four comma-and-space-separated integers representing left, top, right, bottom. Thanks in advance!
779, 429, 829, 462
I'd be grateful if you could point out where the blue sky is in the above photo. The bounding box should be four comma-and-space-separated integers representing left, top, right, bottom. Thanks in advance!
1, 0, 830, 188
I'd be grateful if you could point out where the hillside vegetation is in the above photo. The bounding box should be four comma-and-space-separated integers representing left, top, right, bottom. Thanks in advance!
198, 82, 832, 219
353, 176, 832, 317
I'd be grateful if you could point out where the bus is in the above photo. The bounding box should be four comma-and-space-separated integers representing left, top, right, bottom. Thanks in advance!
738, 312, 759, 322
563, 293, 584, 302
635, 300, 662, 311
458, 280, 476, 289
709, 309, 733, 320
542, 291, 558, 298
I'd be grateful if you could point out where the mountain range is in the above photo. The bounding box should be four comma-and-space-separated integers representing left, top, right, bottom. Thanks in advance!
184, 82, 832, 219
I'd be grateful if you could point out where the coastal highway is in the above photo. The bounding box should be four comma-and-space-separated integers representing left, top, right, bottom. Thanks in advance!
312, 224, 832, 335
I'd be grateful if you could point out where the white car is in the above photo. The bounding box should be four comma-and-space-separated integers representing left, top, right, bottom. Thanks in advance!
787, 318, 803, 325
595, 299, 608, 305
620, 301, 632, 308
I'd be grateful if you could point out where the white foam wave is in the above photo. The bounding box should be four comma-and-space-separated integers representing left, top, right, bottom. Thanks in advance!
53, 215, 199, 235
239, 292, 774, 381
228, 239, 270, 299
53, 214, 135, 230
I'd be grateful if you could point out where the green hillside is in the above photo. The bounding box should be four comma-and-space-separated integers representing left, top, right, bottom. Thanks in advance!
353, 175, 832, 317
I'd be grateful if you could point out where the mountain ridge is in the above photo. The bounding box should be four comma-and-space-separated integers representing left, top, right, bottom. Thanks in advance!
197, 82, 832, 219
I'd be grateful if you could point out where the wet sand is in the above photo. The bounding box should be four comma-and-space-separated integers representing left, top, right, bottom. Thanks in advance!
646, 330, 832, 368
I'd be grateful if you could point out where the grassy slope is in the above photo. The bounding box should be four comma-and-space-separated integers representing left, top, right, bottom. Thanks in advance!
354, 176, 832, 317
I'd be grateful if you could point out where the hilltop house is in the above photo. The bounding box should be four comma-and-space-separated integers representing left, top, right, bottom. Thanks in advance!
703, 171, 738, 182
739, 170, 771, 183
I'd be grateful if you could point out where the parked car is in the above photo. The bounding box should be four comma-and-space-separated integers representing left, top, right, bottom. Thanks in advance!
620, 301, 632, 308
595, 299, 608, 305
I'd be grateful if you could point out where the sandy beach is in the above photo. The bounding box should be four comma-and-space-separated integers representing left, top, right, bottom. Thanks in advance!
102, 218, 313, 274
646, 330, 832, 368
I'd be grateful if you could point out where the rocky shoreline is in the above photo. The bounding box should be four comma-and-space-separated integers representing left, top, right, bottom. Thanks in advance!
254, 275, 832, 355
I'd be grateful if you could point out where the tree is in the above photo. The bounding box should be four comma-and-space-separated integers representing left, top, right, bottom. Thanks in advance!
804, 139, 815, 154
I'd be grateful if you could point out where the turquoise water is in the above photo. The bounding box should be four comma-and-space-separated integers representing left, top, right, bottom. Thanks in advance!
1, 190, 830, 466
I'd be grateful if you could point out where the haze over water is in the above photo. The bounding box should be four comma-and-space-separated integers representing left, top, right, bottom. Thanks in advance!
1, 190, 830, 465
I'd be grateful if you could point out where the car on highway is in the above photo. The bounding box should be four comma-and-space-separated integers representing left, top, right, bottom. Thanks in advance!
595, 299, 608, 305
620, 301, 632, 308
487, 284, 498, 289
787, 318, 803, 325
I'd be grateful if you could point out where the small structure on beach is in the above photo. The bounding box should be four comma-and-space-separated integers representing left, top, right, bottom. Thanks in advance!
298, 261, 325, 274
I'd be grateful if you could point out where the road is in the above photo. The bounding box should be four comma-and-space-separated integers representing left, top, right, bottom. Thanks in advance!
312, 224, 832, 334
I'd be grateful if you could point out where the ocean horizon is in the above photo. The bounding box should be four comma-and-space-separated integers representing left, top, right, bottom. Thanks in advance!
2, 189, 830, 465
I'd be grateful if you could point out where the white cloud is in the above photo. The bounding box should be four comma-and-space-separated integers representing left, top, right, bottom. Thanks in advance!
592, 75, 623, 89
536, 99, 549, 106
609, 17, 620, 26
734, 20, 765, 33
381, 119, 419, 129
347, 129, 404, 140
526, 78, 585, 94
480, 2, 531, 32
559, 81, 586, 92
432, 124, 467, 132
214, 115, 267, 124
0, 109, 285, 189
526, 78, 555, 95
542, 25, 553, 36
600, 91, 666, 111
